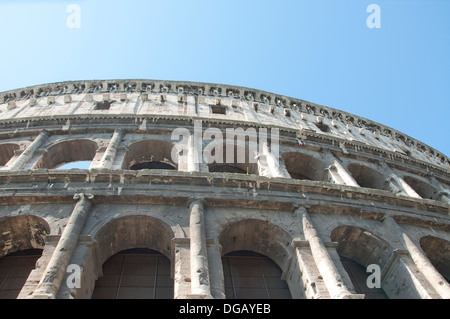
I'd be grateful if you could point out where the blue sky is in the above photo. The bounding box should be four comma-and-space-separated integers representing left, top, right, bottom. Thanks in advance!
0, 0, 449, 157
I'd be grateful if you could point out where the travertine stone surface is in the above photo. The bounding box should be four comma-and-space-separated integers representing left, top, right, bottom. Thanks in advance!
0, 80, 448, 299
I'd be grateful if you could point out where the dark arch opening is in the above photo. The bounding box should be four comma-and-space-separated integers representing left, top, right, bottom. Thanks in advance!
282, 152, 325, 181
92, 248, 173, 299
419, 236, 450, 283
347, 163, 386, 190
340, 256, 388, 299
208, 164, 247, 174
222, 250, 292, 299
330, 225, 391, 299
123, 140, 177, 171
130, 161, 176, 171
0, 249, 43, 299
34, 139, 98, 169
403, 176, 438, 200
0, 143, 20, 167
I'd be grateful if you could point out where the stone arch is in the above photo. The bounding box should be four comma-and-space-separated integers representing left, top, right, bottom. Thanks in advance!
205, 141, 259, 175
347, 163, 387, 190
91, 215, 176, 299
218, 218, 294, 299
419, 236, 450, 282
122, 139, 177, 170
0, 215, 49, 298
403, 176, 439, 200
93, 214, 175, 266
34, 139, 98, 169
330, 225, 391, 298
282, 151, 326, 181
221, 250, 292, 299
330, 225, 392, 269
0, 143, 20, 167
218, 218, 292, 274
0, 215, 49, 257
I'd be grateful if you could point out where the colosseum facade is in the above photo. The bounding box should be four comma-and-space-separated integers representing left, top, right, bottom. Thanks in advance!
0, 79, 448, 299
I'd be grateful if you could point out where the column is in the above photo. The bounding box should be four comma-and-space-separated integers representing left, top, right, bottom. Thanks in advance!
257, 142, 290, 178
206, 240, 226, 299
321, 150, 359, 187
177, 134, 208, 173
6, 130, 50, 170
172, 238, 191, 299
427, 173, 450, 204
382, 215, 450, 299
29, 193, 94, 299
289, 240, 329, 299
295, 205, 363, 299
188, 198, 212, 298
378, 161, 421, 198
98, 129, 123, 169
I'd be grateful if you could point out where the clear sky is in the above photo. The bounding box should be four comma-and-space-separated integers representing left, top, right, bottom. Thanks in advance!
0, 0, 449, 157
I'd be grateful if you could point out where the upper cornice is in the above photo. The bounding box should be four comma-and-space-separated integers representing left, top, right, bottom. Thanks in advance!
0, 79, 448, 171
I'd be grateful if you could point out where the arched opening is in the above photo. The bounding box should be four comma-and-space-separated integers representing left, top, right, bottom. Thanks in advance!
347, 163, 386, 190
339, 256, 388, 299
218, 218, 294, 299
0, 215, 49, 256
419, 236, 450, 283
282, 152, 325, 181
57, 161, 92, 170
330, 225, 390, 299
0, 143, 19, 169
205, 142, 258, 175
222, 250, 291, 299
0, 215, 48, 299
34, 139, 98, 169
0, 249, 43, 299
123, 140, 177, 171
92, 248, 173, 299
92, 215, 175, 299
403, 176, 438, 200
208, 164, 247, 174
130, 161, 176, 171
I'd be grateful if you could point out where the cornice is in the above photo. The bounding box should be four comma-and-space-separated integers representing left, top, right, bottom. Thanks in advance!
0, 79, 448, 169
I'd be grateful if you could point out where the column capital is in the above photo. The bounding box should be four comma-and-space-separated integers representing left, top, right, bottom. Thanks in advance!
40, 129, 51, 136
292, 203, 309, 214
73, 193, 94, 202
187, 197, 206, 208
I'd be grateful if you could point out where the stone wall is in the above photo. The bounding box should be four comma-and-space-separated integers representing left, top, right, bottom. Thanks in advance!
0, 80, 448, 299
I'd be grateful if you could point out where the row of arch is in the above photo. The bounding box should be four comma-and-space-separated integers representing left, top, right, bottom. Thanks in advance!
0, 136, 447, 201
0, 213, 448, 299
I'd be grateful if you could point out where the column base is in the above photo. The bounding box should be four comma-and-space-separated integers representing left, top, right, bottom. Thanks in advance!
340, 293, 365, 299
185, 294, 213, 299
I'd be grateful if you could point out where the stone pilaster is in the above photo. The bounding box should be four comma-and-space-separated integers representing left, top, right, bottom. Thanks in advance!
294, 205, 363, 299
206, 240, 226, 299
5, 130, 50, 171
427, 173, 450, 204
188, 198, 212, 298
289, 240, 328, 299
378, 161, 421, 198
98, 129, 123, 169
29, 194, 94, 299
382, 215, 450, 299
172, 238, 191, 299
257, 142, 290, 178
321, 150, 359, 187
